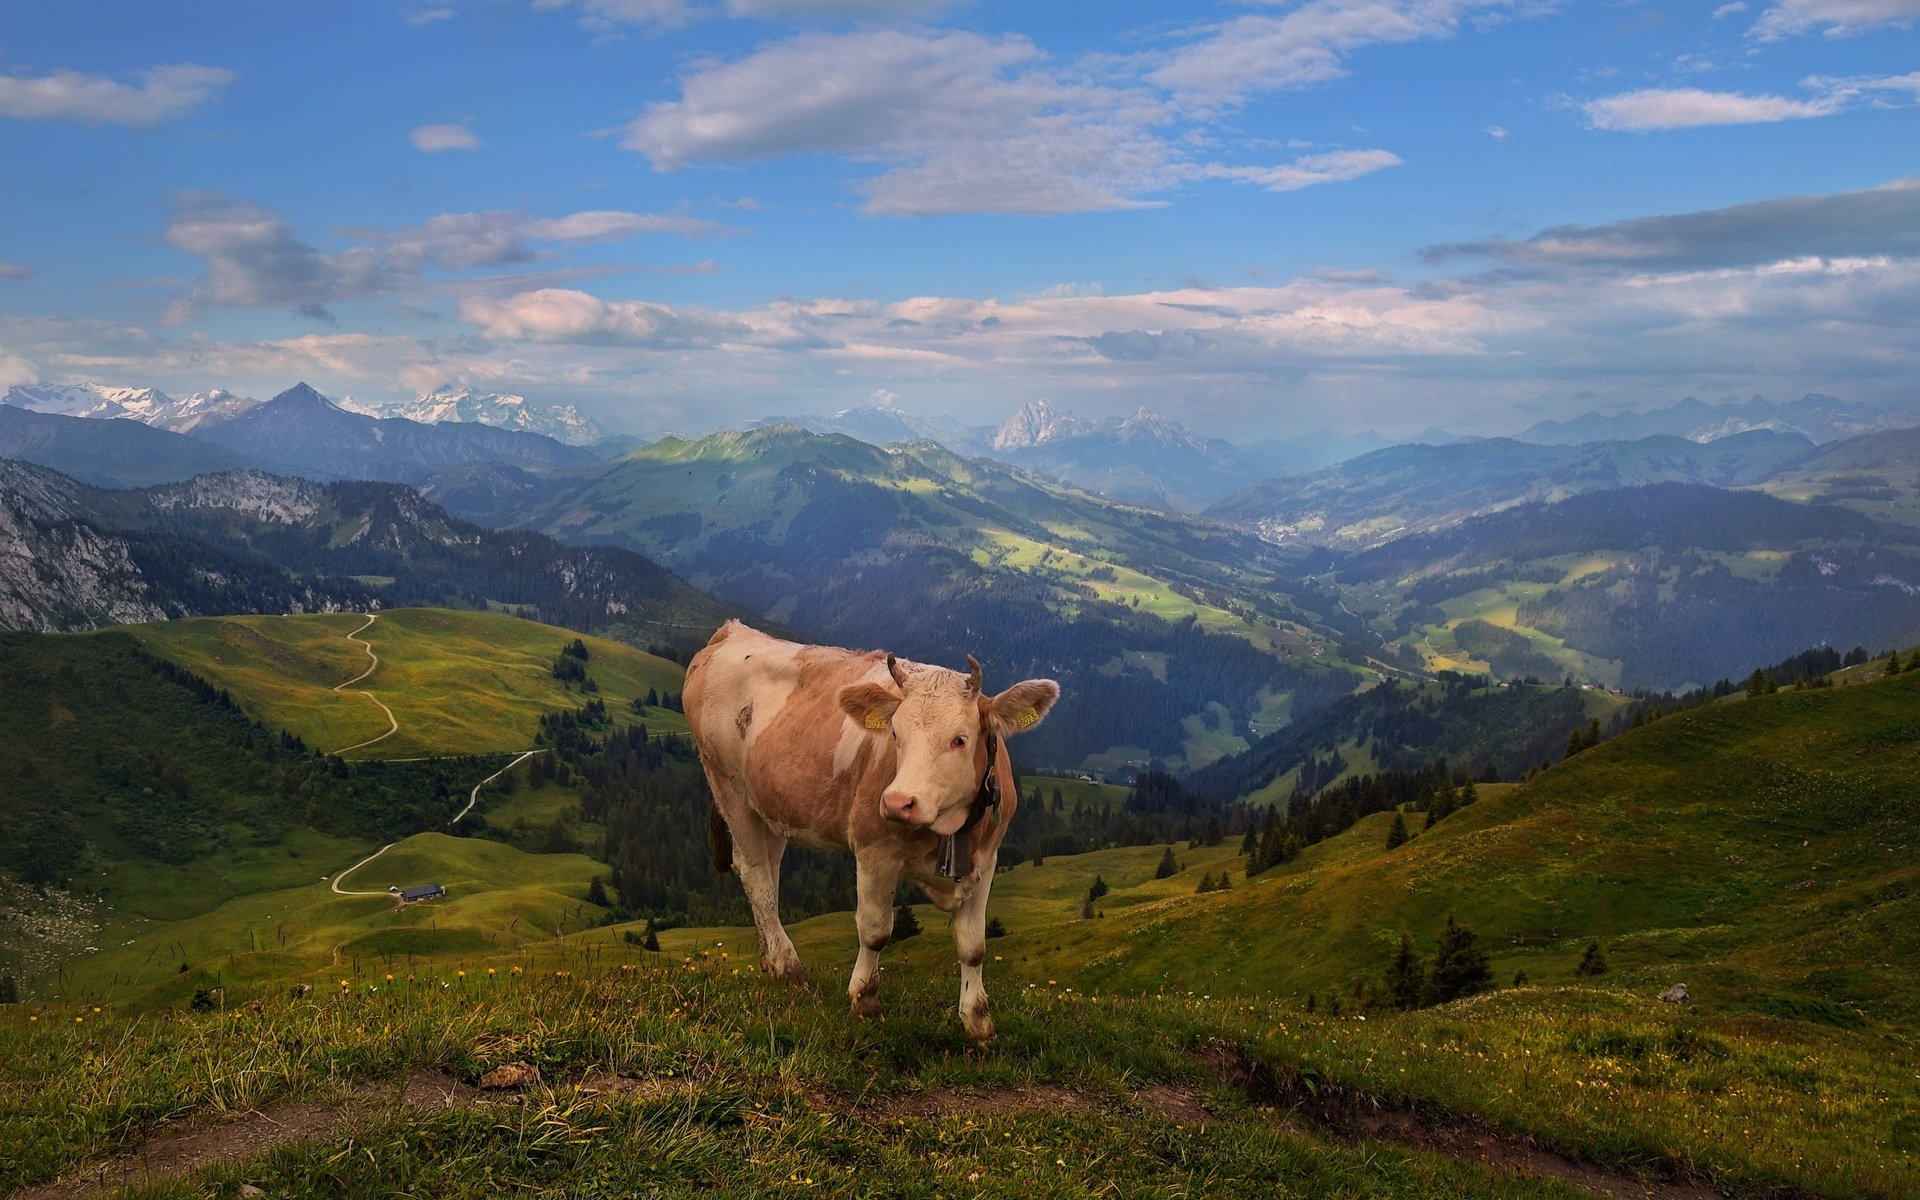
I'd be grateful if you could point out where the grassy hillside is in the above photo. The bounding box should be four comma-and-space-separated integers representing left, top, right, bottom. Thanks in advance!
131, 608, 686, 758
1754, 423, 1920, 528
426, 425, 1368, 771
1334, 483, 1920, 690
8, 664, 1919, 1196
40, 832, 609, 1003
948, 669, 1920, 1018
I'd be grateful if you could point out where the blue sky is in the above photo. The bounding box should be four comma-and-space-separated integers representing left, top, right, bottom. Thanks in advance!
0, 0, 1916, 439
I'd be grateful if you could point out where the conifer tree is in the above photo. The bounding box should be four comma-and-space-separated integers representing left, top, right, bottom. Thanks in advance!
1888, 650, 1905, 676
1155, 846, 1179, 879
1423, 914, 1493, 1005
1088, 874, 1109, 901
1386, 811, 1409, 849
1423, 807, 1437, 831
1574, 939, 1609, 976
1384, 933, 1423, 1010
892, 904, 922, 940
1196, 871, 1215, 894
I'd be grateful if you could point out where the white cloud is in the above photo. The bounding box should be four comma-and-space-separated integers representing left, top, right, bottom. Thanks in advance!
1147, 0, 1516, 105
163, 193, 393, 322
1584, 87, 1838, 130
163, 195, 730, 320
405, 6, 457, 25
1712, 1, 1747, 14
533, 0, 699, 32
1750, 0, 1920, 39
0, 345, 37, 389
623, 28, 1412, 215
0, 63, 235, 127
725, 0, 963, 18
0, 261, 32, 281
457, 288, 753, 346
1199, 149, 1403, 192
411, 123, 481, 151
1485, 124, 1509, 139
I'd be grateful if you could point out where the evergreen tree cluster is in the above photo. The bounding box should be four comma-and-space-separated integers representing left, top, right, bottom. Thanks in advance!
1378, 915, 1494, 1011
1243, 759, 1477, 877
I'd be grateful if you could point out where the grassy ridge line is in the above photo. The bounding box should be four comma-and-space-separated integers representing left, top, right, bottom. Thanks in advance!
127, 608, 688, 759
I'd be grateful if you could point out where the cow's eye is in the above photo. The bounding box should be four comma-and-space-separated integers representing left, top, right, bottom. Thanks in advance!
950, 735, 967, 750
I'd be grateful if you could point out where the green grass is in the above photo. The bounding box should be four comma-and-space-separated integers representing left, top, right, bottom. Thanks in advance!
39, 832, 610, 1004
130, 608, 686, 759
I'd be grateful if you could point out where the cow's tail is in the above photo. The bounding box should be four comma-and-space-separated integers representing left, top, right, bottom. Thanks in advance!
708, 801, 733, 874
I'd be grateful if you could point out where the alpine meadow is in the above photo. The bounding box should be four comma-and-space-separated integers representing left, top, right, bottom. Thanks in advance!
3, 2, 1920, 1198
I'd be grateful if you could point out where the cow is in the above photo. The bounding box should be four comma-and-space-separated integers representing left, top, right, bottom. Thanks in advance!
683, 620, 1059, 1044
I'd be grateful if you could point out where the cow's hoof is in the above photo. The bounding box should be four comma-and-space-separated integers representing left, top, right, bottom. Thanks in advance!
764, 956, 806, 984
850, 991, 881, 1019
964, 1014, 997, 1046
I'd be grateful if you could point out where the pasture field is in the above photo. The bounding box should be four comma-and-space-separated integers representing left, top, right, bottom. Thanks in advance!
5, 924, 1914, 1198
129, 608, 686, 758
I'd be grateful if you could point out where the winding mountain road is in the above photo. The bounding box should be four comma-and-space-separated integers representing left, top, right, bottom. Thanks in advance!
328, 749, 537, 896
330, 613, 399, 756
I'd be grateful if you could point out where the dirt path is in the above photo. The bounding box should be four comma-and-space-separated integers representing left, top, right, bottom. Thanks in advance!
327, 748, 533, 897
327, 842, 397, 896
329, 612, 398, 756
452, 750, 535, 825
15, 1072, 478, 1200
14, 1056, 1737, 1200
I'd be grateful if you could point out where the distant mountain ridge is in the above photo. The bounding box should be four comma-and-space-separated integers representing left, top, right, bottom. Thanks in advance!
0, 405, 273, 488
341, 384, 603, 446
0, 460, 741, 650
3, 383, 259, 431
185, 383, 598, 484
1516, 393, 1907, 446
1207, 429, 1822, 549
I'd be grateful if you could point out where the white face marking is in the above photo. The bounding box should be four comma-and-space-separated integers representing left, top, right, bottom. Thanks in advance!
884, 665, 985, 827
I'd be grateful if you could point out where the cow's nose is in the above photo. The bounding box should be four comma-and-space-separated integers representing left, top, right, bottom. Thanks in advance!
881, 791, 919, 823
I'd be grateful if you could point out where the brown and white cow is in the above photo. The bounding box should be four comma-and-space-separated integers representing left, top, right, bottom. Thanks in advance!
683, 620, 1058, 1043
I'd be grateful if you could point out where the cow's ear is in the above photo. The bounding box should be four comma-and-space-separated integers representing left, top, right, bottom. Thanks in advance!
987, 679, 1059, 737
839, 682, 902, 731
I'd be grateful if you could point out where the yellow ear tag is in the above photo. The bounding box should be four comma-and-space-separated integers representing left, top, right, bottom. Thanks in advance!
865, 711, 889, 731
1016, 708, 1038, 729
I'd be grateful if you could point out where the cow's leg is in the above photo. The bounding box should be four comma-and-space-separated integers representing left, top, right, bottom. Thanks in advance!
848, 849, 903, 1019
705, 771, 803, 982
952, 852, 999, 1044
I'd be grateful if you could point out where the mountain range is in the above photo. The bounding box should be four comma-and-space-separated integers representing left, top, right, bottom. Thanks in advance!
1, 383, 599, 488
0, 459, 739, 649
2, 383, 259, 432
339, 384, 603, 445
423, 422, 1369, 768
1512, 392, 1908, 446
1206, 429, 1824, 549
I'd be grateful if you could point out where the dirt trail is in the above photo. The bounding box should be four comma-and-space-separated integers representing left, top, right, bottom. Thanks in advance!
329, 612, 398, 756
17, 1054, 1740, 1200
15, 1072, 477, 1200
328, 750, 533, 896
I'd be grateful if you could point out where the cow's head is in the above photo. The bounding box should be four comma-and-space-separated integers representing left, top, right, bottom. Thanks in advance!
839, 654, 1059, 833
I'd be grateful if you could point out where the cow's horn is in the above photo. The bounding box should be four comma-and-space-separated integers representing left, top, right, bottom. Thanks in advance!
887, 653, 910, 689
965, 654, 983, 694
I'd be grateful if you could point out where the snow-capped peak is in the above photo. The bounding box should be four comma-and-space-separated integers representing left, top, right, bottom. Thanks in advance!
347, 385, 603, 445
991, 399, 1091, 450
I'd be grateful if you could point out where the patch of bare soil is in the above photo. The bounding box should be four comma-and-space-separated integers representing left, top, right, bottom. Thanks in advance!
572, 1068, 702, 1104
16, 1072, 477, 1200
856, 1083, 1093, 1119
1198, 1040, 1734, 1200
1133, 1083, 1214, 1126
